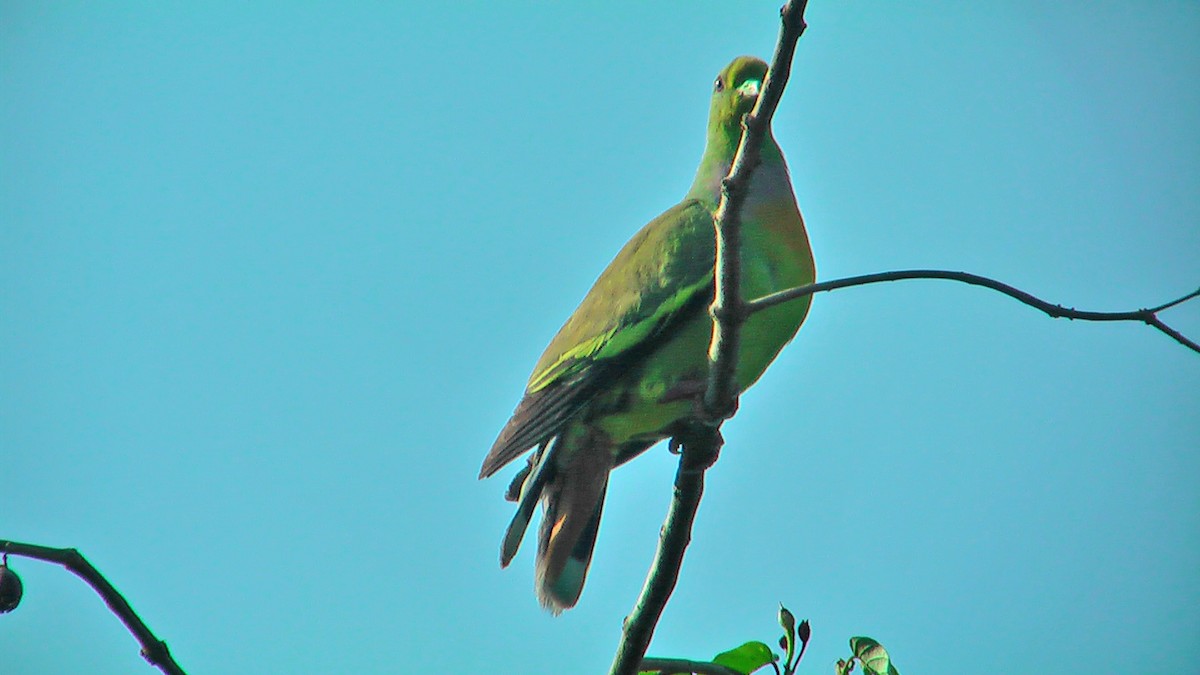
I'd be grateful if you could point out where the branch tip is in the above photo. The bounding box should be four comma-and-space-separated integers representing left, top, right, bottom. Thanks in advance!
0, 540, 188, 675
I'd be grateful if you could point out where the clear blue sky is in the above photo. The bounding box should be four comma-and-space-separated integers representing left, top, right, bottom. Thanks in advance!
3, 3, 1197, 674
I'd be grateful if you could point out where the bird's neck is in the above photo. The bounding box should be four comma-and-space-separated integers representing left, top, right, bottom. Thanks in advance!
686, 126, 788, 206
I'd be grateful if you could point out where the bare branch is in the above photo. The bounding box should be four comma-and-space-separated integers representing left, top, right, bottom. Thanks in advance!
639, 657, 747, 675
608, 3, 811, 674
0, 540, 187, 675
705, 0, 809, 420
747, 270, 1200, 354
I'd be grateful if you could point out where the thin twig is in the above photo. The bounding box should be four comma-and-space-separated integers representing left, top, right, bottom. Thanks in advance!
0, 540, 187, 675
747, 271, 1200, 354
608, 3, 810, 675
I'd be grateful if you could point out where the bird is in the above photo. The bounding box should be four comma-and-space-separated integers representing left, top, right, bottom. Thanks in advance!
479, 55, 815, 613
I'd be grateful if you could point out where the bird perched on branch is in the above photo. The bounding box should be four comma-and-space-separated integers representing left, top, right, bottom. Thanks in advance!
480, 55, 815, 612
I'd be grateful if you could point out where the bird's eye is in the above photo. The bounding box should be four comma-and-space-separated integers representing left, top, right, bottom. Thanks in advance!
714, 78, 725, 93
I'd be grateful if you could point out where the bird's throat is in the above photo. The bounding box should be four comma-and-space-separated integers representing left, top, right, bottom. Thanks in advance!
686, 132, 787, 206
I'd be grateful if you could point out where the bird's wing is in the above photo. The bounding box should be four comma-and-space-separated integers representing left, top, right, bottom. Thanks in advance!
479, 199, 716, 478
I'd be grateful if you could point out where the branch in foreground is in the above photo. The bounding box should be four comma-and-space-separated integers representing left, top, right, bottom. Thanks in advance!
0, 540, 187, 675
748, 270, 1200, 355
639, 657, 745, 675
703, 1, 808, 419
609, 3, 811, 675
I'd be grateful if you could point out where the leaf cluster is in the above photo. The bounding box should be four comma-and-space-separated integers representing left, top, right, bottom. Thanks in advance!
639, 604, 899, 675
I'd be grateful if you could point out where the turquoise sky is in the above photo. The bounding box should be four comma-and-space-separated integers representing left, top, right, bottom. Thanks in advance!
3, 3, 1198, 674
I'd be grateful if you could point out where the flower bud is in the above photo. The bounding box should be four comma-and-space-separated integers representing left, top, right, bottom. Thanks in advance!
778, 604, 796, 634
797, 619, 811, 644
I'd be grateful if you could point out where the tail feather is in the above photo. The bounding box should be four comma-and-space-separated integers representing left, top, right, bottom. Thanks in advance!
500, 439, 555, 567
541, 493, 605, 611
534, 432, 614, 613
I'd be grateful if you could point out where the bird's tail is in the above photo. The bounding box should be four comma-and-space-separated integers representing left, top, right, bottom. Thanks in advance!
534, 442, 612, 613
497, 429, 614, 613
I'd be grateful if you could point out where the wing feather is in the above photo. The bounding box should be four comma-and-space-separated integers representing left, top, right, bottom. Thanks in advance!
480, 199, 716, 477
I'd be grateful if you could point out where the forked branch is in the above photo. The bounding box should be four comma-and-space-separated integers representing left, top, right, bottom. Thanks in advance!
617, 0, 1198, 673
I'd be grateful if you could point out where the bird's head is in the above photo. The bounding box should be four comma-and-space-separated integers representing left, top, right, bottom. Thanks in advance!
708, 56, 769, 140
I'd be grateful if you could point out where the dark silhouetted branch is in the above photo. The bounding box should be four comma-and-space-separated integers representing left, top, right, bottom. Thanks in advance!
748, 271, 1200, 354
0, 540, 186, 675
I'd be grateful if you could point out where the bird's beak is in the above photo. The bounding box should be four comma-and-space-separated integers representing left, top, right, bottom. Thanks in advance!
737, 79, 761, 99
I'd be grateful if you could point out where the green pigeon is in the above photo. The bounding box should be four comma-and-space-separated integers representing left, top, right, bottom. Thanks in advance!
479, 55, 815, 613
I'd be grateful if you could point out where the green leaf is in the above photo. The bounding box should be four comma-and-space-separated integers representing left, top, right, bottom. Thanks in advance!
712, 641, 776, 674
849, 636, 900, 675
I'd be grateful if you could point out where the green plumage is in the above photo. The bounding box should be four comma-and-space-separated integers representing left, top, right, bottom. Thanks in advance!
481, 56, 815, 612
